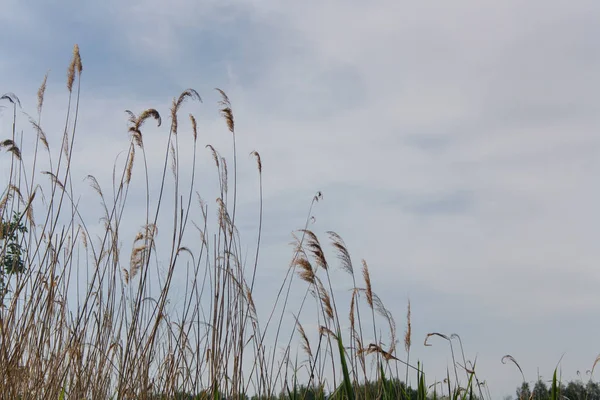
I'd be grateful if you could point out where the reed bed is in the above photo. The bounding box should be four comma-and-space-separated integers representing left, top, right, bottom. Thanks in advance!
0, 45, 499, 400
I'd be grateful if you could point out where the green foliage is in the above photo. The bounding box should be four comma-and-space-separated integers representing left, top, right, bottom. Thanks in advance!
336, 330, 354, 400
532, 379, 549, 400
379, 361, 393, 400
0, 211, 27, 293
564, 380, 587, 400
512, 374, 600, 400
460, 370, 475, 400
550, 369, 558, 400
517, 382, 531, 400
417, 362, 427, 400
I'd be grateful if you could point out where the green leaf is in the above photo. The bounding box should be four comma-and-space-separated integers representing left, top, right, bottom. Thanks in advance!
551, 368, 558, 400
336, 330, 354, 399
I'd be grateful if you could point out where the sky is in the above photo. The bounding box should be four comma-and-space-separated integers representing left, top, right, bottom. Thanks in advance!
1, 0, 600, 397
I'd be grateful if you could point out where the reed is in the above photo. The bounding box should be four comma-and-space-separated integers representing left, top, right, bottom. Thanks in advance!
0, 45, 500, 400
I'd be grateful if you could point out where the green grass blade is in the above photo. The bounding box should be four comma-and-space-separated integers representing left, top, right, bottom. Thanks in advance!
379, 361, 390, 400
417, 362, 427, 400
460, 371, 475, 400
336, 330, 354, 399
551, 368, 558, 400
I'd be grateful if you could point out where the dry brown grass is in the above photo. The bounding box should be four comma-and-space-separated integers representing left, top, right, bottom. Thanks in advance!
0, 45, 488, 400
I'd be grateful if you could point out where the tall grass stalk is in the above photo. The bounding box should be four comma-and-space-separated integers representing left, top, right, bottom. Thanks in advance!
0, 45, 490, 400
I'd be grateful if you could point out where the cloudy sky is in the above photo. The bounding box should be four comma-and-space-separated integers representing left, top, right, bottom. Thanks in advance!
1, 0, 600, 397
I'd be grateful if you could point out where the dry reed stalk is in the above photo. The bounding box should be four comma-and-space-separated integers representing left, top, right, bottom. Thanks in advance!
85, 175, 103, 198
0, 139, 15, 148
129, 223, 158, 280
62, 129, 69, 158
0, 44, 441, 398
0, 92, 21, 107
42, 171, 65, 191
220, 156, 228, 194
404, 299, 412, 385
295, 256, 315, 285
216, 89, 234, 133
327, 231, 353, 275
405, 300, 412, 353
359, 343, 400, 362
296, 320, 312, 359
424, 332, 450, 346
67, 44, 82, 92
125, 145, 135, 184
349, 288, 357, 332
1, 140, 22, 160
300, 229, 327, 271
170, 89, 201, 135
37, 72, 48, 114
128, 108, 161, 149
372, 293, 397, 355
189, 114, 197, 141
250, 151, 262, 173
28, 118, 49, 150
317, 280, 334, 321
501, 354, 525, 382
361, 259, 373, 309
591, 354, 600, 376
206, 145, 219, 168
318, 325, 336, 339
170, 141, 176, 176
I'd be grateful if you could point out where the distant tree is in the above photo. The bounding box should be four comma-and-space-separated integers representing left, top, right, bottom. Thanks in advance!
586, 381, 600, 400
513, 378, 600, 400
0, 211, 28, 299
563, 381, 586, 400
532, 379, 549, 400
516, 382, 531, 400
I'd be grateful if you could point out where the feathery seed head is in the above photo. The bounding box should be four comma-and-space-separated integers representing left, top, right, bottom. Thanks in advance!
37, 73, 48, 114
189, 114, 197, 141
405, 300, 412, 353
328, 231, 353, 275
251, 150, 262, 173
67, 44, 82, 92
362, 259, 373, 308
216, 88, 234, 133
